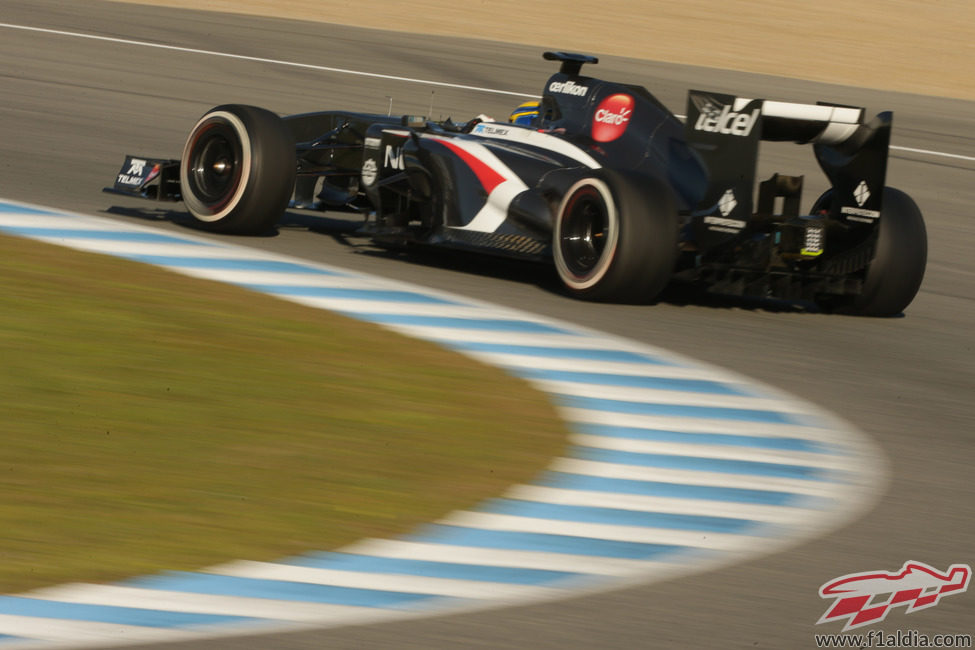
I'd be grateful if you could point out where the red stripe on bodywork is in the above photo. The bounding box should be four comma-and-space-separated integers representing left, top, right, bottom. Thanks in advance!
428, 137, 507, 194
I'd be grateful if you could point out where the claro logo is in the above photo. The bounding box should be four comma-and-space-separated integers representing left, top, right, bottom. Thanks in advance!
592, 94, 634, 143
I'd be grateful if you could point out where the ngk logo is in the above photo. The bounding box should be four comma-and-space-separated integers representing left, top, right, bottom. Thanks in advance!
592, 94, 634, 142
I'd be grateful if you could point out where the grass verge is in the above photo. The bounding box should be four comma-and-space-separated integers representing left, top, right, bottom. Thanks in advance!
0, 232, 568, 593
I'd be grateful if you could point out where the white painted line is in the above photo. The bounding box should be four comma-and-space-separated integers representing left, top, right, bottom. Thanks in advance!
890, 145, 975, 162
549, 458, 842, 496
568, 434, 847, 470
0, 23, 534, 99
23, 584, 377, 623
207, 561, 562, 600
341, 539, 682, 577
504, 485, 810, 524
438, 512, 767, 550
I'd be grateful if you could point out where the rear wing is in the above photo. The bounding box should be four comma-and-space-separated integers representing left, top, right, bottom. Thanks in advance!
685, 90, 891, 231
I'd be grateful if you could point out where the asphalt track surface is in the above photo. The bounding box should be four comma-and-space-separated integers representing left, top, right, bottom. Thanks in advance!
1, 2, 973, 648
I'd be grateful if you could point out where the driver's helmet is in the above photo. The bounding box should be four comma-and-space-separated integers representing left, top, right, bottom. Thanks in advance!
509, 100, 541, 126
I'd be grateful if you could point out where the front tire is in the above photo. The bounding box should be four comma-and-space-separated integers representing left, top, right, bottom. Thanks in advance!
180, 104, 296, 234
553, 171, 678, 303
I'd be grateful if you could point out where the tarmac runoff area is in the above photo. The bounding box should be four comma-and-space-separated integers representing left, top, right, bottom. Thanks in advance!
0, 199, 885, 648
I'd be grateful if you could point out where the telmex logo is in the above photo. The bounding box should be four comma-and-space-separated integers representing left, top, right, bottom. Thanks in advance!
117, 158, 158, 187
817, 561, 971, 632
127, 159, 147, 175
592, 94, 634, 143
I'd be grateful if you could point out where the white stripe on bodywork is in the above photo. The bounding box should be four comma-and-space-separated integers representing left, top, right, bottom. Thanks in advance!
424, 135, 528, 234
471, 123, 602, 169
763, 101, 863, 145
729, 97, 864, 144
761, 101, 862, 126
459, 177, 529, 233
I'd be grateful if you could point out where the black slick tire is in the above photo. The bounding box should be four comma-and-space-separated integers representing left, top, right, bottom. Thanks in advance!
180, 104, 296, 235
552, 170, 678, 303
817, 187, 927, 316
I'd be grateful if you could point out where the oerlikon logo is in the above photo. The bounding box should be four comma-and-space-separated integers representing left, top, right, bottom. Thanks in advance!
817, 561, 971, 631
591, 94, 634, 143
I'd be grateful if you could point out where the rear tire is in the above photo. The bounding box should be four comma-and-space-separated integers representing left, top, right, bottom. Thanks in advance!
816, 188, 927, 316
180, 104, 296, 235
553, 171, 678, 303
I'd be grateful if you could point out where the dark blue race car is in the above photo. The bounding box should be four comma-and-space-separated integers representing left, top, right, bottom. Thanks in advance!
107, 52, 926, 316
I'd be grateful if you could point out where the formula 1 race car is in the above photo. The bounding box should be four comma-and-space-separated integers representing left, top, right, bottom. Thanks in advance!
106, 51, 927, 316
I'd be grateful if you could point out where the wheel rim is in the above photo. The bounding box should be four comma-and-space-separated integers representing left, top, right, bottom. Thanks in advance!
560, 186, 608, 276
554, 178, 619, 291
185, 121, 243, 212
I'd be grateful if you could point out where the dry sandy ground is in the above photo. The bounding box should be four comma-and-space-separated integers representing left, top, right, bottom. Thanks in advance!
107, 0, 972, 100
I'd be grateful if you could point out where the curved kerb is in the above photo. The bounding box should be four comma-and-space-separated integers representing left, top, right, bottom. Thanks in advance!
0, 200, 887, 649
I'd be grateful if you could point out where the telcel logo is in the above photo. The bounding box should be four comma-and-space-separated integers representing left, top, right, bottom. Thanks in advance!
695, 104, 761, 137
592, 94, 634, 142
